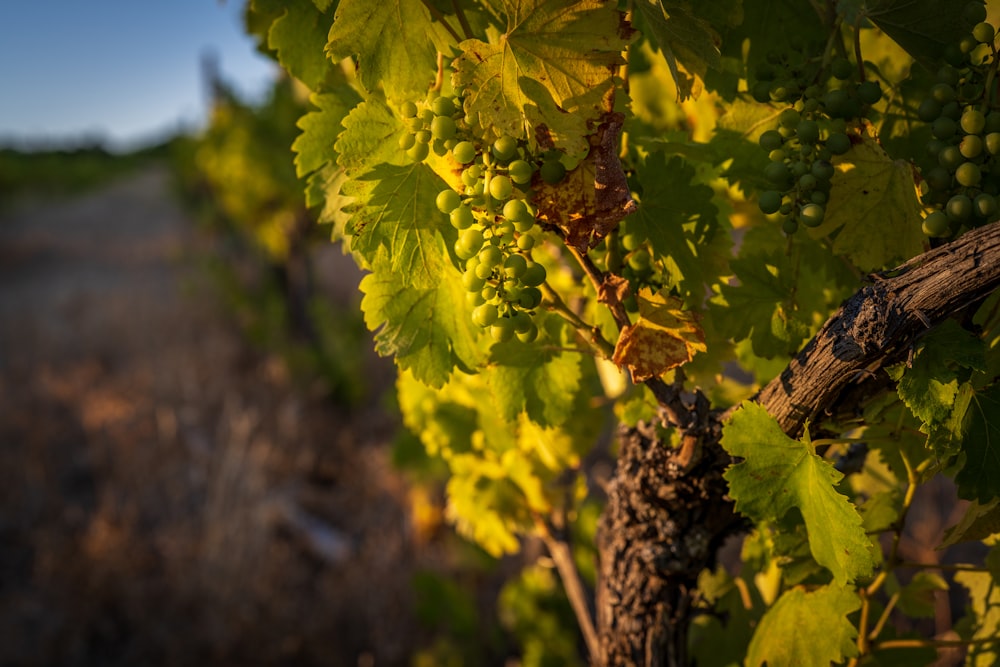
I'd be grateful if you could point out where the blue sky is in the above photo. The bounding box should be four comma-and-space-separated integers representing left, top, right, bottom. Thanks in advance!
0, 1, 278, 151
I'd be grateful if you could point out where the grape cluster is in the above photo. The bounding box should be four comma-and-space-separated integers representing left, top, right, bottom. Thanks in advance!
918, 5, 1000, 238
398, 93, 462, 162
436, 135, 550, 343
753, 52, 883, 233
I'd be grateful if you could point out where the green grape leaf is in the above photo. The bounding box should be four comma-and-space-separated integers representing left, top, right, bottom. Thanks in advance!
294, 88, 363, 179
886, 319, 985, 429
486, 316, 583, 427
746, 585, 861, 667
632, 0, 722, 101
806, 123, 927, 271
335, 99, 409, 175
864, 0, 981, 71
709, 224, 855, 360
722, 402, 875, 584
955, 384, 1000, 503
326, 0, 450, 98
717, 0, 825, 75
625, 152, 725, 301
342, 161, 454, 287
360, 253, 484, 388
955, 566, 1000, 667
941, 497, 1000, 547
893, 571, 949, 619
265, 0, 342, 90
453, 0, 633, 159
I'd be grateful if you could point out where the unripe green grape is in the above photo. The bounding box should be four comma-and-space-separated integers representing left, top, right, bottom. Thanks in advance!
516, 322, 539, 343
415, 129, 432, 144
620, 232, 641, 251
463, 268, 486, 292
938, 145, 964, 171
461, 165, 482, 187
503, 253, 528, 279
798, 173, 817, 190
960, 134, 984, 159
399, 133, 416, 150
481, 285, 497, 301
823, 89, 850, 117
431, 138, 448, 156
937, 65, 961, 86
826, 132, 851, 155
782, 217, 799, 234
764, 161, 792, 186
751, 81, 773, 103
924, 166, 952, 191
490, 318, 516, 342
400, 100, 418, 118
857, 81, 882, 105
508, 160, 534, 184
759, 129, 783, 151
799, 203, 825, 227
450, 204, 475, 229
946, 194, 974, 222
627, 248, 651, 271
956, 161, 982, 187
511, 311, 533, 334
796, 120, 820, 145
460, 226, 485, 251
520, 262, 546, 287
944, 42, 967, 68
466, 290, 486, 307
973, 22, 995, 44
931, 83, 957, 104
961, 108, 986, 134
479, 244, 503, 268
768, 149, 786, 162
431, 115, 456, 140
811, 190, 828, 205
489, 174, 513, 200
932, 116, 958, 139
437, 189, 462, 214
503, 199, 529, 222
964, 1, 988, 24
431, 96, 455, 117
519, 287, 543, 309
758, 190, 782, 214
830, 57, 853, 80
512, 216, 535, 233
778, 108, 800, 128
406, 142, 429, 162
475, 261, 494, 280
921, 210, 951, 237
451, 141, 477, 164
917, 98, 942, 123
941, 101, 961, 120
472, 303, 499, 328
540, 159, 567, 184
975, 193, 999, 219
516, 234, 535, 251
769, 81, 794, 102
986, 132, 1000, 155
811, 160, 835, 182
492, 136, 518, 162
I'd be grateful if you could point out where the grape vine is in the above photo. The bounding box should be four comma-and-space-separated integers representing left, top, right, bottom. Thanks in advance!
240, 0, 1000, 665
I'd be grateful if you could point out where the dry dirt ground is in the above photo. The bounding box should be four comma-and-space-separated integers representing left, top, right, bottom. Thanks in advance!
0, 165, 463, 666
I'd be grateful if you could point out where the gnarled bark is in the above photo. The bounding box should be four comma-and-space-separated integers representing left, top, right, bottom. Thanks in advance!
595, 222, 1000, 666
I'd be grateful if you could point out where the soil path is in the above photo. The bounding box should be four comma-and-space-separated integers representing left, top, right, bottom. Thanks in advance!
0, 166, 428, 666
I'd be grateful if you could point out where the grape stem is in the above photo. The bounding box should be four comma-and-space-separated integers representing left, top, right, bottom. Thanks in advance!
450, 0, 474, 41
540, 282, 616, 358
566, 244, 632, 333
533, 513, 600, 661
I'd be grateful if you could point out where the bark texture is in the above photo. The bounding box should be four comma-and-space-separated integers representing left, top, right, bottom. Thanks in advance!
595, 221, 1000, 666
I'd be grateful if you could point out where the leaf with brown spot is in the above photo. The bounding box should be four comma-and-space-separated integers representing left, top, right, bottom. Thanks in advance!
612, 288, 706, 381
533, 112, 638, 251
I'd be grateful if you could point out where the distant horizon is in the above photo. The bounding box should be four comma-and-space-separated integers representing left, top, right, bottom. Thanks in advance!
0, 1, 277, 153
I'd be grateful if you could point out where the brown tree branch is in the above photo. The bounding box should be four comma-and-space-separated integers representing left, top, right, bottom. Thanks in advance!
596, 221, 1000, 667
754, 221, 1000, 436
